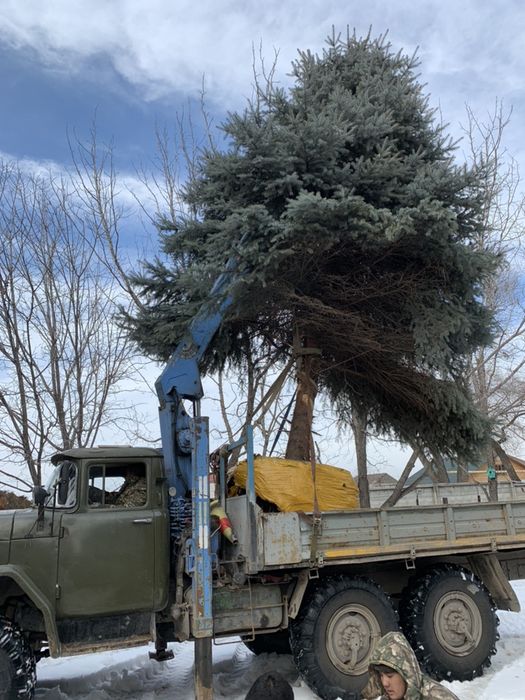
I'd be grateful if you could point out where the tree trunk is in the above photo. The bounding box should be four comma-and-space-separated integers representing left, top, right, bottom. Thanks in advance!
431, 450, 450, 482
491, 439, 520, 481
488, 477, 498, 502
285, 340, 320, 462
487, 441, 498, 502
456, 459, 470, 483
381, 449, 420, 508
352, 408, 370, 508
383, 470, 429, 507
418, 450, 449, 483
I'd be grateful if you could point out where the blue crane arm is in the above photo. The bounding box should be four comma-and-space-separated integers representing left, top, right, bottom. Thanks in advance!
155, 260, 237, 495
154, 251, 247, 660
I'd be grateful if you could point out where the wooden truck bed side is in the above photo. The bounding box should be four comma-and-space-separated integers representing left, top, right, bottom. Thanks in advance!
256, 499, 525, 568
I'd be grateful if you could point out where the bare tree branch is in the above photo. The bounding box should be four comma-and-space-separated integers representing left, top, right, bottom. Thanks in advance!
0, 161, 146, 485
463, 101, 525, 470
381, 449, 420, 507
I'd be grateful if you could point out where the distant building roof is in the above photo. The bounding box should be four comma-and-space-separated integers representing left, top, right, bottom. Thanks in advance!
368, 472, 397, 486
405, 453, 525, 486
509, 455, 525, 469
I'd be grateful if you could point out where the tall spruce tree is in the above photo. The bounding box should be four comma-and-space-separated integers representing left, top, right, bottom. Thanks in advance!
129, 32, 497, 462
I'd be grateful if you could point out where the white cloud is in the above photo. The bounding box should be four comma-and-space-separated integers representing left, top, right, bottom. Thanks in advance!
0, 147, 155, 207
1, 0, 525, 120
3, 1, 525, 274
0, 148, 67, 180
2, 0, 524, 477
0, 148, 164, 261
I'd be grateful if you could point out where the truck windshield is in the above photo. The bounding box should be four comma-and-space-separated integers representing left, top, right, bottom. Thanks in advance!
44, 462, 78, 509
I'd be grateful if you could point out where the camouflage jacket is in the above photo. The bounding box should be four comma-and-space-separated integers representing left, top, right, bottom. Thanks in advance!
114, 475, 147, 507
361, 632, 459, 700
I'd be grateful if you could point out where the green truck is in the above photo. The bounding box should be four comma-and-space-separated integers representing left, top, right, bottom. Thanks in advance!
2, 442, 525, 699
2, 261, 525, 700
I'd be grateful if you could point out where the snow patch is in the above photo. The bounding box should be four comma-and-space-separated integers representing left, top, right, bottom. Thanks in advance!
36, 581, 525, 699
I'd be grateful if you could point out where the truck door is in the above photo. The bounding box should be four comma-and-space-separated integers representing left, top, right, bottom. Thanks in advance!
56, 460, 157, 617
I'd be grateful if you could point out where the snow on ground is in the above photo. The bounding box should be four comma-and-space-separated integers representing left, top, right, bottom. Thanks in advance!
36, 580, 525, 699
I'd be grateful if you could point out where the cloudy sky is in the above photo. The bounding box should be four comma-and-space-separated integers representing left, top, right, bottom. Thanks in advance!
1, 0, 524, 172
1, 0, 524, 470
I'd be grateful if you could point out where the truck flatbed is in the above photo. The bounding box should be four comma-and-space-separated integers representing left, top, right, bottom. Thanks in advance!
228, 493, 525, 570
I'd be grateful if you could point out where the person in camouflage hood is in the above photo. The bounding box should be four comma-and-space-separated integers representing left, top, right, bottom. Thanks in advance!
244, 672, 294, 699
114, 468, 147, 507
361, 631, 459, 700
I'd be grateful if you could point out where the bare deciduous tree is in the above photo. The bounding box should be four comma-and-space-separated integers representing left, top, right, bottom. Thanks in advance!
69, 127, 147, 311
0, 161, 144, 486
463, 102, 525, 477
350, 408, 370, 508
208, 353, 296, 465
378, 104, 525, 506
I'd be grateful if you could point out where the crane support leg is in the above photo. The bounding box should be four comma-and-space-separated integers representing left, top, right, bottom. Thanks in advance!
191, 415, 214, 698
195, 637, 213, 699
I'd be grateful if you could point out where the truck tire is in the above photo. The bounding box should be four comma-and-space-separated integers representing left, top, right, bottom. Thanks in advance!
0, 617, 36, 700
243, 629, 291, 655
399, 564, 499, 681
289, 575, 398, 700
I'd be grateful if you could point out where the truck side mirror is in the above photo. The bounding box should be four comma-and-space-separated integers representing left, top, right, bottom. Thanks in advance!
33, 486, 48, 507
57, 463, 71, 505
33, 485, 49, 530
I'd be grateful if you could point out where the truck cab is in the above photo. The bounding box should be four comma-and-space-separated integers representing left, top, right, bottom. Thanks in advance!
0, 447, 170, 660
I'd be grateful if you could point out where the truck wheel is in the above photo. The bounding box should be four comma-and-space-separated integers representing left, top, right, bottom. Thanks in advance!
290, 575, 398, 700
0, 616, 36, 700
243, 629, 291, 655
399, 564, 499, 681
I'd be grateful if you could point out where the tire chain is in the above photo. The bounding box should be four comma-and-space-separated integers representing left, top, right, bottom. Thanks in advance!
290, 575, 398, 700
0, 616, 36, 699
399, 564, 500, 682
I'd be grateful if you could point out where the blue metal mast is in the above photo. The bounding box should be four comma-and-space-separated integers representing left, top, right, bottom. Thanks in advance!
155, 264, 236, 497
155, 260, 239, 699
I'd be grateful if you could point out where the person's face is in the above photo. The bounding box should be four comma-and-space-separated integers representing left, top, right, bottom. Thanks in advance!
379, 670, 407, 700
